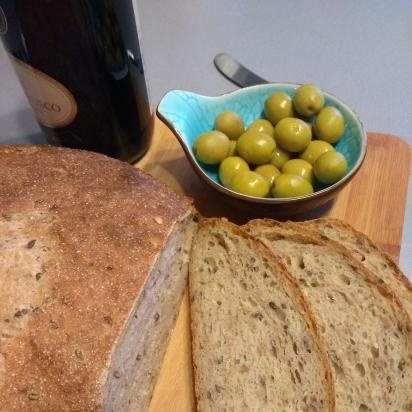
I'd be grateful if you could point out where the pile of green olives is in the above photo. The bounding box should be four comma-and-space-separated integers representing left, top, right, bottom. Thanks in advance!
193, 84, 348, 198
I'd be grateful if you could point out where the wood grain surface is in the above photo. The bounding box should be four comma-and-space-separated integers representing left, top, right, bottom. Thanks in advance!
137, 117, 411, 412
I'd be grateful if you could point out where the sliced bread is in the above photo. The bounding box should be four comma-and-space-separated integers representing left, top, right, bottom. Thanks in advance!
245, 219, 412, 412
189, 218, 335, 412
302, 218, 412, 318
0, 145, 196, 412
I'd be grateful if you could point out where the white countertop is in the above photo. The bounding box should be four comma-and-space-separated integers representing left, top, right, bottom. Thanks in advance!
0, 0, 410, 274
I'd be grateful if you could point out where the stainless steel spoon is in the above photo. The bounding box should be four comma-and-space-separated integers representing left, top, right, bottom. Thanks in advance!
214, 53, 268, 87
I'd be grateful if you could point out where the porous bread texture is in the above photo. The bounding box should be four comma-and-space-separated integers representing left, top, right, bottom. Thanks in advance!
303, 218, 412, 318
190, 219, 335, 412
245, 219, 412, 412
103, 218, 196, 412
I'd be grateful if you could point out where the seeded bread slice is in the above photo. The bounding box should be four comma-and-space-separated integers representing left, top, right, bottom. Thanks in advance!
302, 218, 412, 318
245, 219, 412, 412
189, 218, 335, 412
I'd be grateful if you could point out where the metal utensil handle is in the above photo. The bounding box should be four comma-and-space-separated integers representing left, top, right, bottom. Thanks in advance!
214, 53, 268, 87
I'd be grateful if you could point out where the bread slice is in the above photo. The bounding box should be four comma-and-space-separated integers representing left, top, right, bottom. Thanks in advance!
245, 219, 412, 412
189, 218, 335, 412
0, 145, 196, 412
302, 218, 412, 318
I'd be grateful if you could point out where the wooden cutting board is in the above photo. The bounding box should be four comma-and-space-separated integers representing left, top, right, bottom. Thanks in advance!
136, 117, 411, 412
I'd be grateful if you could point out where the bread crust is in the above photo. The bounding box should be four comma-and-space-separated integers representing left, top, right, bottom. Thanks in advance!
306, 217, 412, 291
245, 218, 412, 410
0, 145, 193, 411
300, 218, 412, 323
246, 218, 411, 330
189, 218, 336, 412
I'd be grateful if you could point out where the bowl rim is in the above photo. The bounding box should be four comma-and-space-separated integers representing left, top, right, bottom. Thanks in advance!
156, 83, 368, 205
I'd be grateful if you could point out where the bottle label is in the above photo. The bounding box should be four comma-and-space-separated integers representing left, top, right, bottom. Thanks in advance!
0, 6, 7, 34
10, 56, 78, 128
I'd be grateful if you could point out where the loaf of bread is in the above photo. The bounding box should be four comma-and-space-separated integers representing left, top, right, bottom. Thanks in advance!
245, 219, 412, 412
303, 218, 412, 318
189, 218, 335, 412
0, 145, 195, 412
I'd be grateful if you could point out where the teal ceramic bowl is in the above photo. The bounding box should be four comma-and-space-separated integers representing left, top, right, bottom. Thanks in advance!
157, 84, 367, 216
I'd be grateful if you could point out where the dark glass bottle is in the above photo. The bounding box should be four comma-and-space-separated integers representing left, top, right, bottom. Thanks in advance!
0, 0, 152, 163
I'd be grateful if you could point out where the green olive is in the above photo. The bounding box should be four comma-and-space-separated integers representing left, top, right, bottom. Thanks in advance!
254, 164, 281, 186
282, 159, 314, 183
231, 170, 270, 197
270, 146, 291, 169
236, 131, 276, 165
299, 140, 335, 165
272, 174, 314, 198
314, 107, 345, 143
293, 84, 324, 117
219, 156, 249, 189
228, 140, 237, 156
314, 151, 347, 184
247, 119, 275, 138
275, 117, 312, 152
264, 92, 294, 125
214, 111, 244, 140
194, 131, 230, 164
